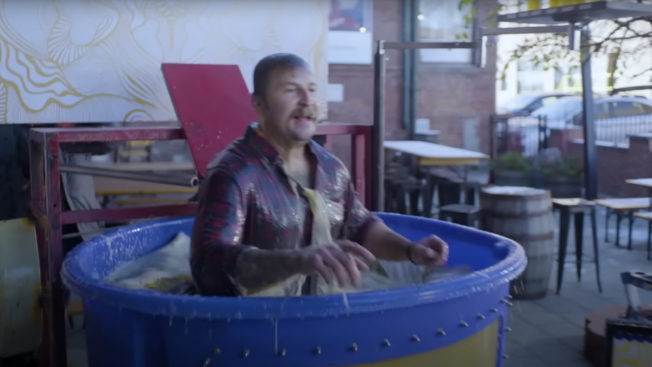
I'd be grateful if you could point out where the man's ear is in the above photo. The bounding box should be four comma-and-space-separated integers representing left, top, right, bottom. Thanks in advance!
251, 94, 264, 114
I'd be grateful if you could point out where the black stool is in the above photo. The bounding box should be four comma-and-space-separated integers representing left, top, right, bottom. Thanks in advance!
438, 204, 482, 227
385, 176, 427, 216
553, 198, 602, 294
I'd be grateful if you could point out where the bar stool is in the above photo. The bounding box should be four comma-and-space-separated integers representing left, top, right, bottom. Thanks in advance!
438, 204, 482, 227
552, 198, 602, 294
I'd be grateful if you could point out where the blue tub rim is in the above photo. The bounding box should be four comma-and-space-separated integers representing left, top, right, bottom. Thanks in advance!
62, 213, 526, 320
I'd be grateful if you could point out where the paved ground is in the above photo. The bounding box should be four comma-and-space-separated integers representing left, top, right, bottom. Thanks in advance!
502, 206, 651, 367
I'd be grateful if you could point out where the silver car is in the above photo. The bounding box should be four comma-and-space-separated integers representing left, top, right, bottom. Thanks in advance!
511, 95, 652, 155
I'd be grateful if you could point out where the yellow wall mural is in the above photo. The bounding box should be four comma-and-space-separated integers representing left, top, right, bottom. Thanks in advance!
0, 0, 329, 124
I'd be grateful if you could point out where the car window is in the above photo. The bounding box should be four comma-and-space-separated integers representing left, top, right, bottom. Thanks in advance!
594, 102, 610, 119
501, 95, 537, 112
640, 103, 652, 114
541, 96, 560, 107
612, 102, 633, 117
569, 101, 609, 124
531, 98, 581, 121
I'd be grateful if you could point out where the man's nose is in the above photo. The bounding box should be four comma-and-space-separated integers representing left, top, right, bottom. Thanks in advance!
298, 88, 316, 105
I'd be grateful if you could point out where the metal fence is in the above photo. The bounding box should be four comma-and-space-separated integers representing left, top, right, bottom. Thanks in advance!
491, 113, 652, 157
593, 114, 652, 146
490, 114, 548, 158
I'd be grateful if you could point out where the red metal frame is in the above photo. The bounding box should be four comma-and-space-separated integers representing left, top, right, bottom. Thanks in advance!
29, 122, 371, 367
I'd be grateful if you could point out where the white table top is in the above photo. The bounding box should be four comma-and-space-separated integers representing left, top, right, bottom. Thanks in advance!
626, 178, 652, 189
384, 140, 488, 163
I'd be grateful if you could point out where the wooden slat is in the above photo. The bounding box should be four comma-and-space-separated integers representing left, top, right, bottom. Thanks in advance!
595, 197, 651, 210
552, 198, 594, 207
634, 211, 652, 221
626, 178, 652, 189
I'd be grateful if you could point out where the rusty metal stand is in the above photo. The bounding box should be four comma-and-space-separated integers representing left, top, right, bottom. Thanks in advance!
28, 122, 371, 367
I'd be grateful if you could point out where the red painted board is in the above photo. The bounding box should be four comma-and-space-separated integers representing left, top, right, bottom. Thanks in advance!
161, 63, 256, 177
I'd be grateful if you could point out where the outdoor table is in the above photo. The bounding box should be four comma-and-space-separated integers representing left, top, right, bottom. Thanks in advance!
383, 140, 488, 216
625, 178, 652, 209
626, 178, 652, 259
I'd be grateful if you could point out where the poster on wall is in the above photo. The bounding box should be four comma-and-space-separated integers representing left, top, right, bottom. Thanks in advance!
327, 0, 373, 65
0, 0, 329, 124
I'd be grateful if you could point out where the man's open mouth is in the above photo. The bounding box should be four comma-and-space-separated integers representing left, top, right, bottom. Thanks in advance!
293, 107, 317, 121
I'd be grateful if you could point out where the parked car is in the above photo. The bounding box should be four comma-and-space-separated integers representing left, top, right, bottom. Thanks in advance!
530, 95, 652, 128
507, 95, 652, 156
496, 93, 572, 116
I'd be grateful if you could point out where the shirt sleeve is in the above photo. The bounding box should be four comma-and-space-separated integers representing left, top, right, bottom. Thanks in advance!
343, 180, 380, 245
190, 168, 252, 296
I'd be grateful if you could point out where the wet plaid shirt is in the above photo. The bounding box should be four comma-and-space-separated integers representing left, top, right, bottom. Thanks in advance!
191, 124, 378, 296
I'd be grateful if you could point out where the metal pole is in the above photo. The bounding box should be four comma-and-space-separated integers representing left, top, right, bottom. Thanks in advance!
401, 0, 411, 131
580, 23, 598, 199
408, 0, 417, 140
60, 165, 198, 187
372, 40, 386, 211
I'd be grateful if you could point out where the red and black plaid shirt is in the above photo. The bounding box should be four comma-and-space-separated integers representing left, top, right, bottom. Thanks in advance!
191, 124, 378, 296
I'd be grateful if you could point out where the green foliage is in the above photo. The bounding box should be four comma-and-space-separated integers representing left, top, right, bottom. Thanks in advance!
491, 152, 531, 171
534, 156, 583, 179
456, 0, 651, 89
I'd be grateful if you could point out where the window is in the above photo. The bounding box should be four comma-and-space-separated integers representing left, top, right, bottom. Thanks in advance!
417, 0, 473, 63
595, 102, 610, 119
640, 103, 652, 114
612, 101, 652, 117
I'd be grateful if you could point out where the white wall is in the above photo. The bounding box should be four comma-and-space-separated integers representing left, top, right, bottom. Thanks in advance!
0, 0, 329, 124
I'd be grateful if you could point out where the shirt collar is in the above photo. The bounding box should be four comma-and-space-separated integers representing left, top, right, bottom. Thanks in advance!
244, 123, 324, 168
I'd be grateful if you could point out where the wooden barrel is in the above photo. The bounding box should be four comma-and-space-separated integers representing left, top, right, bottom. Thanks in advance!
480, 186, 554, 299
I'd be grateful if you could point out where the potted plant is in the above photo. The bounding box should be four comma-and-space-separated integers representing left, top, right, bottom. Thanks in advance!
491, 152, 532, 186
533, 154, 583, 198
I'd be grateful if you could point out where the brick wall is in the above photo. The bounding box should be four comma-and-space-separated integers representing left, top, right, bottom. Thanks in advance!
564, 135, 652, 197
326, 0, 497, 167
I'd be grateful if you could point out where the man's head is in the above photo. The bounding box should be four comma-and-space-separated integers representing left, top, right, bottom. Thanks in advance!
251, 53, 319, 147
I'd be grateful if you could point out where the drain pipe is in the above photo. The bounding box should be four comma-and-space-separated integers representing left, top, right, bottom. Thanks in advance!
402, 0, 417, 139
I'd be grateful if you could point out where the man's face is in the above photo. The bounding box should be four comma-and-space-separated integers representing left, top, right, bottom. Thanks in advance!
254, 66, 319, 144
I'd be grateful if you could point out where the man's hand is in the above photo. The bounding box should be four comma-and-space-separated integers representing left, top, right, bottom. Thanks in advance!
407, 235, 449, 267
297, 240, 376, 287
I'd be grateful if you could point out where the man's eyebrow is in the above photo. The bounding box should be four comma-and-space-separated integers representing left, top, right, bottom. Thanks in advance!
277, 82, 298, 87
276, 81, 317, 88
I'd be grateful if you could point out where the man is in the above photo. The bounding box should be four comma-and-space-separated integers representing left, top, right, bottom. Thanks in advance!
191, 53, 448, 296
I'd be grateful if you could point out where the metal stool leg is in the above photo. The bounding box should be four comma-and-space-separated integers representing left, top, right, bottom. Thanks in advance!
590, 209, 602, 293
647, 220, 651, 261
627, 211, 634, 250
616, 212, 622, 248
604, 208, 610, 242
424, 175, 435, 218
557, 208, 571, 295
409, 189, 420, 216
574, 211, 584, 282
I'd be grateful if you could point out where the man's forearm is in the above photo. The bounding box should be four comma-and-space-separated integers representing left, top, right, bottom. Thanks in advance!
361, 221, 412, 261
234, 248, 304, 293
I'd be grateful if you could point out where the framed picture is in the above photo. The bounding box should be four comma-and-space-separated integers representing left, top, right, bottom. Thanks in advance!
605, 318, 652, 367
327, 0, 373, 65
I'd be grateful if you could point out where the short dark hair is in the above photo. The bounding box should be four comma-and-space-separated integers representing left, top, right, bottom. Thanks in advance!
252, 53, 310, 99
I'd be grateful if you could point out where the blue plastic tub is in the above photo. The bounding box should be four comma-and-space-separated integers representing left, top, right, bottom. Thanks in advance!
62, 213, 526, 367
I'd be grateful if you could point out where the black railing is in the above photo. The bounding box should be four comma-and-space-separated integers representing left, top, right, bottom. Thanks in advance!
491, 113, 652, 157
490, 114, 548, 158
591, 115, 652, 146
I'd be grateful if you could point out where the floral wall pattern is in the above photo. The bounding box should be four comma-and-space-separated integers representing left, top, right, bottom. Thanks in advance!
0, 0, 329, 124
